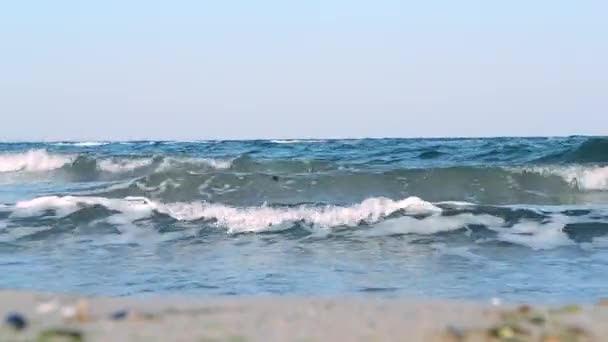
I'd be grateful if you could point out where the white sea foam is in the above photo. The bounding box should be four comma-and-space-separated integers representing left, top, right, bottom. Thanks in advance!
517, 166, 608, 191
1, 195, 586, 249
97, 158, 154, 173
0, 150, 74, 173
0, 225, 54, 242
158, 196, 441, 233
95, 156, 233, 173
8, 195, 440, 233
489, 218, 574, 250
11, 196, 154, 220
157, 157, 233, 171
52, 142, 109, 147
358, 213, 504, 237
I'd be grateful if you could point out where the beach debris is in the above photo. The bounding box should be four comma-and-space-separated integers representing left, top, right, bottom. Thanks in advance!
518, 305, 531, 314
61, 299, 90, 322
37, 328, 83, 342
37, 300, 60, 314
4, 312, 28, 331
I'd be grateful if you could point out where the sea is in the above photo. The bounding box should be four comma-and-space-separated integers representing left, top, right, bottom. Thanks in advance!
1, 137, 608, 303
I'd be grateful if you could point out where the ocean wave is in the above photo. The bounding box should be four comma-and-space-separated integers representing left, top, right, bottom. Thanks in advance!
96, 158, 156, 173
0, 150, 233, 176
4, 151, 608, 206
7, 195, 441, 233
52, 142, 110, 147
0, 150, 74, 172
516, 166, 608, 191
535, 137, 608, 163
2, 194, 607, 250
270, 139, 326, 144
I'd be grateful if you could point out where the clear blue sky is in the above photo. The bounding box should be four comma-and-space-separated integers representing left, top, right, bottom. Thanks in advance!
1, 1, 606, 140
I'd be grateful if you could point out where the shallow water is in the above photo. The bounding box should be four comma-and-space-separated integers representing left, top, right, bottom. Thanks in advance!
1, 137, 608, 302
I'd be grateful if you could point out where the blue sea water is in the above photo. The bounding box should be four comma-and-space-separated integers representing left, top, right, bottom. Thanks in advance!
1, 137, 608, 302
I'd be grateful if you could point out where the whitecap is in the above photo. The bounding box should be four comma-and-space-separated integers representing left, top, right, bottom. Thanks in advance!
0, 150, 74, 173
515, 165, 608, 191
490, 218, 574, 250
7, 195, 441, 234
97, 158, 154, 173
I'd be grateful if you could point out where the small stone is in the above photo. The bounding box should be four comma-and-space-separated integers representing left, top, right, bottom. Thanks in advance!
4, 312, 27, 331
518, 305, 531, 314
528, 314, 546, 325
110, 310, 129, 320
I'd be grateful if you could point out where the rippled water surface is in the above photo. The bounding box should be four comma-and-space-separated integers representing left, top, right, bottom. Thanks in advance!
1, 137, 608, 302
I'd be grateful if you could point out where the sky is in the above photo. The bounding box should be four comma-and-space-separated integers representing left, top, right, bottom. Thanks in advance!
0, 1, 607, 141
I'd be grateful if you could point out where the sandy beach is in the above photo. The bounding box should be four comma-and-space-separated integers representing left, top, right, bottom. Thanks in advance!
0, 291, 606, 341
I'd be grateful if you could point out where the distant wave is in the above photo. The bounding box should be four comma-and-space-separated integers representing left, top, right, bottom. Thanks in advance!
271, 139, 326, 144
535, 137, 608, 163
0, 150, 75, 172
0, 150, 233, 175
3, 150, 608, 207
51, 142, 110, 147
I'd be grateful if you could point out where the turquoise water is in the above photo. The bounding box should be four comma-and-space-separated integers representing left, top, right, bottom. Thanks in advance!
1, 137, 608, 302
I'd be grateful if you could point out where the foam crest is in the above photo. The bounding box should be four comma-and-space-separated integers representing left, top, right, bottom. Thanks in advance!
8, 195, 440, 233
358, 213, 504, 237
520, 166, 608, 191
11, 195, 155, 220
52, 142, 109, 147
0, 195, 591, 250
490, 218, 573, 250
97, 158, 154, 173
0, 150, 73, 173
157, 157, 233, 171
159, 196, 441, 233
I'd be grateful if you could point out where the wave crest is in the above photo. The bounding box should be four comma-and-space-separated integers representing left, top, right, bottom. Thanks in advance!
0, 150, 74, 173
2, 195, 605, 250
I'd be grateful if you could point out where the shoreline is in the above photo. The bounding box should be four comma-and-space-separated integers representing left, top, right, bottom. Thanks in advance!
1, 291, 606, 341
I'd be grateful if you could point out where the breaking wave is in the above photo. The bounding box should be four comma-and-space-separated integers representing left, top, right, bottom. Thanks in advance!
1, 194, 606, 250
0, 150, 75, 172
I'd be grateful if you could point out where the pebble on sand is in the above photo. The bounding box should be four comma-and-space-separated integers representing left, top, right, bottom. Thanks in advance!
4, 312, 27, 331
109, 310, 129, 320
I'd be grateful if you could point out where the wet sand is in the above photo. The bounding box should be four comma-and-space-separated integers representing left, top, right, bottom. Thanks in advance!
0, 291, 606, 341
